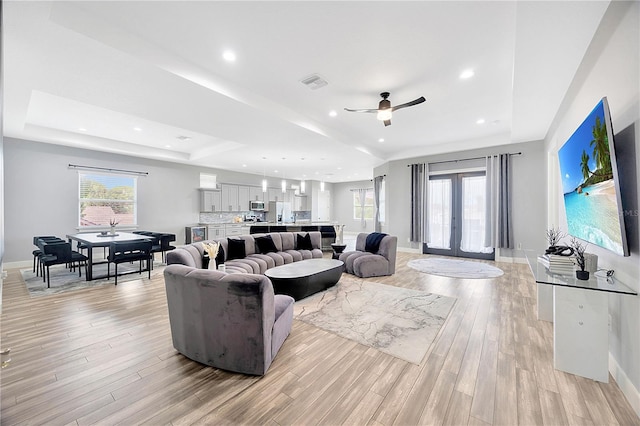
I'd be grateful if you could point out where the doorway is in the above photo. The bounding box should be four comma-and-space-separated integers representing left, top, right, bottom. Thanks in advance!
423, 172, 494, 260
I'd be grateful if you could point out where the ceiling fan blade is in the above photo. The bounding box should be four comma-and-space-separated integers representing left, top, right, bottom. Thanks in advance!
344, 108, 378, 113
391, 96, 426, 112
383, 119, 391, 127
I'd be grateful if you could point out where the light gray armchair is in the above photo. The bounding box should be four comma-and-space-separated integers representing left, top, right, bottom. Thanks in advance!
163, 264, 294, 375
339, 232, 397, 278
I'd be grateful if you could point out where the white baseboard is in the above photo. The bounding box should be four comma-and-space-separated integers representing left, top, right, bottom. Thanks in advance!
609, 353, 640, 417
397, 247, 421, 254
3, 260, 31, 270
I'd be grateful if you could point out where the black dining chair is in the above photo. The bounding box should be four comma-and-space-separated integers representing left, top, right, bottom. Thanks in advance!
39, 241, 88, 288
154, 233, 176, 263
107, 240, 153, 285
32, 236, 64, 276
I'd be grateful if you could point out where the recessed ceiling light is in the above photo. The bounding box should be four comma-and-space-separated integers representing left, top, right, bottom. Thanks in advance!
78, 127, 87, 132
378, 138, 384, 143
223, 50, 236, 62
329, 110, 337, 117
476, 118, 486, 124
133, 127, 142, 132
460, 69, 475, 79
337, 167, 342, 170
165, 144, 171, 148
274, 170, 279, 173
242, 164, 247, 168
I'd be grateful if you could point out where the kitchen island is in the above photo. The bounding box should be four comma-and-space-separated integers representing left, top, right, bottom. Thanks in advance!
249, 223, 344, 250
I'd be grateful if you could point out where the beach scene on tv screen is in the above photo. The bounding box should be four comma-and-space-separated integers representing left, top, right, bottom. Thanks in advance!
558, 100, 624, 255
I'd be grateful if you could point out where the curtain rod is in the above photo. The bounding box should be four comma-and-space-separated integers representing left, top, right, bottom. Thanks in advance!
68, 164, 149, 176
407, 152, 522, 167
370, 174, 386, 181
350, 188, 373, 192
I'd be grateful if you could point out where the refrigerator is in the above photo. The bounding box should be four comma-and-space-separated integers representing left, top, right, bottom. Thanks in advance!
266, 201, 292, 223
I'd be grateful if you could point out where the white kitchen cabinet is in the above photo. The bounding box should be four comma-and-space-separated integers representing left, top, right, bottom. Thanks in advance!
200, 190, 221, 212
294, 195, 307, 211
249, 186, 263, 202
221, 184, 239, 212
207, 225, 225, 239
268, 187, 280, 202
225, 224, 250, 237
237, 186, 250, 211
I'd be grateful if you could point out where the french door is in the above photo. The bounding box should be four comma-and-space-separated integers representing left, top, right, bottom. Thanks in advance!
423, 172, 494, 260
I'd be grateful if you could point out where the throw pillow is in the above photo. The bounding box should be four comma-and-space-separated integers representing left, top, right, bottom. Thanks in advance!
297, 233, 313, 250
215, 244, 225, 266
227, 238, 246, 260
255, 235, 278, 254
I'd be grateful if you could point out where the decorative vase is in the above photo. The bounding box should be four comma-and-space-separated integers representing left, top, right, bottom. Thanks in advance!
110, 225, 116, 235
576, 270, 590, 280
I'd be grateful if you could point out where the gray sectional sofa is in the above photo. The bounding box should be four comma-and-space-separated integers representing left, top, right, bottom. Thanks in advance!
164, 264, 294, 375
162, 230, 324, 376
166, 231, 324, 273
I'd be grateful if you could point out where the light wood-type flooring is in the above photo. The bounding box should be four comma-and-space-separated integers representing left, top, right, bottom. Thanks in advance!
1, 252, 638, 425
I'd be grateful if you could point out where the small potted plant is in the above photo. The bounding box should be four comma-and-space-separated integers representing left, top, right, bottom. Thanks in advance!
109, 218, 119, 235
570, 237, 589, 280
545, 226, 566, 254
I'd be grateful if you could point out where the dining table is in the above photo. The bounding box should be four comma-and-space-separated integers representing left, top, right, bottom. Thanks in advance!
66, 231, 153, 281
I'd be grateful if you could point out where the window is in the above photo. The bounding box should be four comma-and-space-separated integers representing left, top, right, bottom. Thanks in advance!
353, 189, 374, 220
79, 173, 137, 228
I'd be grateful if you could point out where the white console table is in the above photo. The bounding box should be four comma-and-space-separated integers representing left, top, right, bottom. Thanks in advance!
523, 250, 637, 383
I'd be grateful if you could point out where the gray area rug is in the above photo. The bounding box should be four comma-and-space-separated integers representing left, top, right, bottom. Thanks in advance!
21, 261, 164, 297
407, 257, 504, 279
294, 276, 456, 364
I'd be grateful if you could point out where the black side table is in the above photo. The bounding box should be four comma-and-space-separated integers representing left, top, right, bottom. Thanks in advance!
331, 243, 347, 260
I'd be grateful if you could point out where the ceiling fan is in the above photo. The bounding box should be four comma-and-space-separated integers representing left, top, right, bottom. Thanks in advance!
344, 92, 426, 126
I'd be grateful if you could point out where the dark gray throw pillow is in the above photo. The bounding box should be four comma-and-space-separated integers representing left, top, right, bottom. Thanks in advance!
227, 238, 246, 260
297, 233, 313, 250
255, 235, 278, 254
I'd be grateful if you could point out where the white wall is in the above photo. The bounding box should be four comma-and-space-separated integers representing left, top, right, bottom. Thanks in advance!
375, 140, 546, 257
544, 1, 640, 413
2, 138, 315, 263
333, 180, 375, 234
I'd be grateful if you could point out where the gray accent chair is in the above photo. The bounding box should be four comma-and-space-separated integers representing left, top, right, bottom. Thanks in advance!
339, 233, 398, 278
163, 264, 294, 375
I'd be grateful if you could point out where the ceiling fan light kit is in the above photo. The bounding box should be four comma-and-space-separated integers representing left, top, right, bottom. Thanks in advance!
345, 92, 425, 126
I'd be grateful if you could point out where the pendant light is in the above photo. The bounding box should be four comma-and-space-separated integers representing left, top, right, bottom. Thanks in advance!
300, 180, 305, 194
261, 157, 267, 192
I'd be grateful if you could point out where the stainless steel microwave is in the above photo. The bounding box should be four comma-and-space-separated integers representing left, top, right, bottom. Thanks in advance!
250, 200, 266, 211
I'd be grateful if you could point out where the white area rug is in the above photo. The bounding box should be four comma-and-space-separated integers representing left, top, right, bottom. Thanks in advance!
294, 276, 456, 364
407, 258, 504, 279
21, 261, 164, 297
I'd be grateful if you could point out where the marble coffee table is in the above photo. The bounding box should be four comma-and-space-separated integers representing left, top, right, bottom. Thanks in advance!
265, 259, 344, 300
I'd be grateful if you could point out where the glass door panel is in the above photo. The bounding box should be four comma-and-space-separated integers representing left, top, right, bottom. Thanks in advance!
424, 172, 494, 260
427, 178, 452, 249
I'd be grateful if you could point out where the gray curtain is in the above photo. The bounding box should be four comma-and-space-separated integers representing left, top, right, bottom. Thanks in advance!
410, 164, 425, 242
485, 154, 514, 249
498, 154, 514, 248
373, 176, 384, 232
421, 163, 429, 243
358, 188, 367, 229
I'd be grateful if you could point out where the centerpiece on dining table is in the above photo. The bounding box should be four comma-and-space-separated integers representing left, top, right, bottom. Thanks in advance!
109, 219, 119, 236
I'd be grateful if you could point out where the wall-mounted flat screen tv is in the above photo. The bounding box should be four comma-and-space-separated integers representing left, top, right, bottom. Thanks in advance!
558, 97, 629, 256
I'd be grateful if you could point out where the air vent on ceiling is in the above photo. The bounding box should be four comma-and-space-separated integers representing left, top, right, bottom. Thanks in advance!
300, 74, 328, 90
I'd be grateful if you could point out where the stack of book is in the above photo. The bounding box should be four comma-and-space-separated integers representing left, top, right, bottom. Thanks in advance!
537, 254, 576, 275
